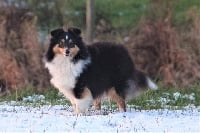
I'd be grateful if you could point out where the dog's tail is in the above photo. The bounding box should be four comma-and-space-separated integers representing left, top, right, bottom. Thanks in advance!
146, 77, 158, 90
135, 70, 158, 90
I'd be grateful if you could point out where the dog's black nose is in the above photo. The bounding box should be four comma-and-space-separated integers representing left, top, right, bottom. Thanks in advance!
66, 49, 70, 55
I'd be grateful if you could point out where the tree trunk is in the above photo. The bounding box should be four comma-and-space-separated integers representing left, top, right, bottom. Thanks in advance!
86, 0, 95, 44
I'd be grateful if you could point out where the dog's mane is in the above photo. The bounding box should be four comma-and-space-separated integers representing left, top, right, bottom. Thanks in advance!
72, 38, 89, 63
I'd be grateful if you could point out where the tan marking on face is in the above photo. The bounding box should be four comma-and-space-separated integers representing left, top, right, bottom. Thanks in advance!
61, 39, 65, 42
69, 45, 80, 58
53, 44, 66, 55
108, 88, 126, 112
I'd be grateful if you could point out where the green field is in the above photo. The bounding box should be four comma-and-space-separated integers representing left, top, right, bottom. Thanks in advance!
32, 0, 200, 31
1, 84, 199, 111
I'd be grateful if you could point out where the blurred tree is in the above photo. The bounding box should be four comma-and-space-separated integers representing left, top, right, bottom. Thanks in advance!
86, 0, 94, 43
20, 0, 86, 31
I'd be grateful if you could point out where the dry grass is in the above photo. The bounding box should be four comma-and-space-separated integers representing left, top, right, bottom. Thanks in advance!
0, 7, 50, 93
127, 2, 200, 87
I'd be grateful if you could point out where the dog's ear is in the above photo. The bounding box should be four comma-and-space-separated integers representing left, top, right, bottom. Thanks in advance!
50, 28, 65, 38
68, 27, 81, 36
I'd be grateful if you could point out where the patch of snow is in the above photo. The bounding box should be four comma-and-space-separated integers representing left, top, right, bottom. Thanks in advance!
0, 103, 199, 132
22, 95, 45, 102
173, 92, 195, 101
182, 93, 195, 101
148, 92, 196, 107
173, 92, 181, 101
158, 97, 171, 105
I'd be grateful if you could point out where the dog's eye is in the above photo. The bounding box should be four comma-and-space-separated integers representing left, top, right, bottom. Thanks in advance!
58, 41, 65, 48
68, 42, 75, 48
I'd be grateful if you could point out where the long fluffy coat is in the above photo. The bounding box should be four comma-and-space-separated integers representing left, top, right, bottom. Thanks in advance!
45, 27, 157, 114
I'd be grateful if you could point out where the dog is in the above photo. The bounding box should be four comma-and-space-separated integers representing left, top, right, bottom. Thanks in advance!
45, 27, 158, 114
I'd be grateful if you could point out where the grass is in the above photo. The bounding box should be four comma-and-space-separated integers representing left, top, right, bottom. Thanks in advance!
34, 0, 200, 31
0, 84, 200, 111
128, 83, 200, 110
127, 83, 199, 110
95, 0, 149, 29
0, 86, 69, 106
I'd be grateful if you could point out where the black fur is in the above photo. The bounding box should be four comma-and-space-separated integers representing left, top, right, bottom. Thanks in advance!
74, 42, 137, 99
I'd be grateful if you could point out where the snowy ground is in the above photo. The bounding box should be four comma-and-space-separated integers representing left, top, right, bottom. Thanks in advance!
0, 102, 199, 133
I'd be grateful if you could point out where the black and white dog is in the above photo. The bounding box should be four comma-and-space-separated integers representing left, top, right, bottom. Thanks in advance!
45, 27, 157, 114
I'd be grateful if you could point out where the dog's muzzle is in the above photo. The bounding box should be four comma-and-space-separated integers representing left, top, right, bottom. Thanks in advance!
66, 49, 70, 56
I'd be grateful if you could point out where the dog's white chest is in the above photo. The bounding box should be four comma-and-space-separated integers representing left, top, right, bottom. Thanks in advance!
45, 55, 90, 90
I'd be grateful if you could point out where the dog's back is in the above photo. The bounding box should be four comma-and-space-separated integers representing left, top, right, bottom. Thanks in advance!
89, 42, 135, 95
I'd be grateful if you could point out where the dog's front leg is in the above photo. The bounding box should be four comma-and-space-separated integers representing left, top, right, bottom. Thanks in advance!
73, 87, 93, 115
57, 88, 79, 114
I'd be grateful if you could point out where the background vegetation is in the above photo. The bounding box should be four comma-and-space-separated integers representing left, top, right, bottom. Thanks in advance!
0, 0, 199, 98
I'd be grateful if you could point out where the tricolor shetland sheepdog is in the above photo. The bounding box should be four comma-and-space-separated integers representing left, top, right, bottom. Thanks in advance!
45, 27, 157, 114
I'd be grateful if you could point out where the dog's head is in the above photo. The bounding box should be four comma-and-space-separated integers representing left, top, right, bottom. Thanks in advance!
46, 27, 84, 61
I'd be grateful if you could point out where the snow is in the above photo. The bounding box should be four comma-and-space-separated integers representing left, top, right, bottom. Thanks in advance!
0, 102, 199, 133
23, 95, 45, 102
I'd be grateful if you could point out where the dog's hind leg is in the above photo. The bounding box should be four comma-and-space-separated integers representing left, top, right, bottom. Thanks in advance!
108, 88, 126, 112
93, 97, 101, 110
